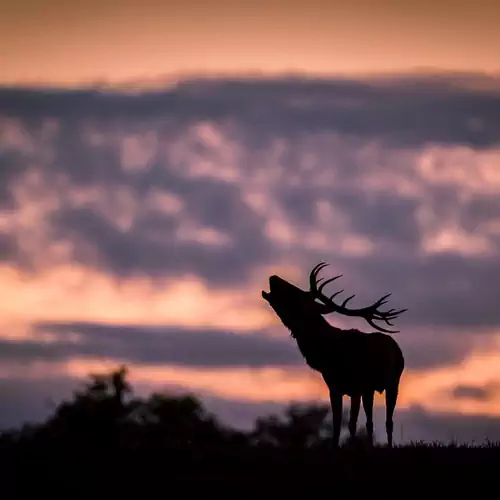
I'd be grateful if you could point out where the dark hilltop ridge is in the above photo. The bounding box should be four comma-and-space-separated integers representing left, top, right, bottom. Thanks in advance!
0, 366, 498, 497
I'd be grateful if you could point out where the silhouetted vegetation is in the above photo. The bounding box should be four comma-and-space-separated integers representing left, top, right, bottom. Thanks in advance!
0, 366, 498, 497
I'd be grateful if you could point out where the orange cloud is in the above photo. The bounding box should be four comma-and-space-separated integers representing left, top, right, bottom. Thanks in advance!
400, 334, 500, 416
65, 359, 328, 403
0, 263, 275, 334
4, 338, 500, 420
2, 325, 500, 420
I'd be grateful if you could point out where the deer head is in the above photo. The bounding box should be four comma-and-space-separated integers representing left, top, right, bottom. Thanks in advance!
262, 262, 407, 333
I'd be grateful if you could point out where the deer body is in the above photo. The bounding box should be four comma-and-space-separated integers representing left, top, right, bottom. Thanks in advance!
262, 263, 406, 448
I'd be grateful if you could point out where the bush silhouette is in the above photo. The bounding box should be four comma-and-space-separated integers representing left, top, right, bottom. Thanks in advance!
252, 402, 332, 449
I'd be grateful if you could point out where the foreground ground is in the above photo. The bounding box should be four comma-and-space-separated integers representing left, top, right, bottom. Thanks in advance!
1, 440, 498, 497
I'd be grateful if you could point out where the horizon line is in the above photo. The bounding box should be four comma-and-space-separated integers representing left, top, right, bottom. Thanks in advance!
2, 66, 500, 92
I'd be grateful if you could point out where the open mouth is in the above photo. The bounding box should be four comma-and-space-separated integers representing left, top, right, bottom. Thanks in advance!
261, 276, 274, 301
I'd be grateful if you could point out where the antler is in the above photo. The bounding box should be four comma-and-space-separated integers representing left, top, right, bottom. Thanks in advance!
309, 262, 407, 333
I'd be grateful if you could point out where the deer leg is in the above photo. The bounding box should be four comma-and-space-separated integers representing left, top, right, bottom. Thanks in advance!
349, 395, 361, 438
385, 385, 399, 448
362, 391, 374, 445
329, 389, 343, 448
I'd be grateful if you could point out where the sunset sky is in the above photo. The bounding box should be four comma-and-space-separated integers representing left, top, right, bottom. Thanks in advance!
1, 0, 500, 444
1, 0, 500, 85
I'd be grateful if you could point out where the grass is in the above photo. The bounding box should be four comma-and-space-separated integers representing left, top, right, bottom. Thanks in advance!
1, 439, 498, 497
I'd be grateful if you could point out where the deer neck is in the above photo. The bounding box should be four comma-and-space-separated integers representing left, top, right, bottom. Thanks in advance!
288, 313, 338, 340
287, 314, 342, 372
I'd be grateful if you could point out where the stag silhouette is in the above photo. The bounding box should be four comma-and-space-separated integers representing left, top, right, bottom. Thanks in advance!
262, 262, 407, 448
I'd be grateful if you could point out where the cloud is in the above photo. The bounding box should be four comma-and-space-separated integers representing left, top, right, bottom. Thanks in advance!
0, 233, 16, 261
2, 73, 500, 434
3, 135, 499, 330
2, 76, 500, 149
452, 384, 492, 401
46, 178, 275, 285
398, 330, 477, 370
452, 383, 500, 402
0, 322, 499, 442
0, 149, 27, 209
0, 319, 477, 374
347, 253, 500, 329
1, 316, 477, 374
0, 264, 271, 332
400, 341, 500, 417
27, 321, 303, 368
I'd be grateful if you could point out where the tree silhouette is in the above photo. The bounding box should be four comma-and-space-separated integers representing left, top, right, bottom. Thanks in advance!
252, 402, 336, 449
136, 392, 228, 449
41, 366, 134, 447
